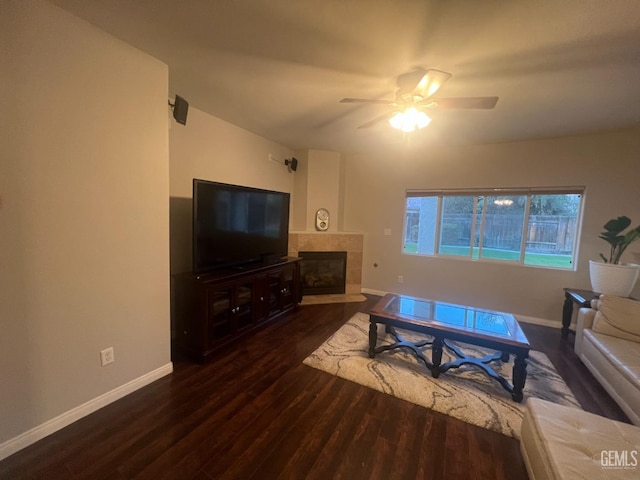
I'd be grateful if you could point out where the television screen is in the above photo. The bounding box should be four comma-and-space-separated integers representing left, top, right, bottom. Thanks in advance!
193, 179, 290, 273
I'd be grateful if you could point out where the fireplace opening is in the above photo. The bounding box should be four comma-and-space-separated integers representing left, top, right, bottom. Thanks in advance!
299, 251, 347, 295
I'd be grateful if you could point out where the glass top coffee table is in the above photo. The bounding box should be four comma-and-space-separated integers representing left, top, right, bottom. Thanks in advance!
368, 294, 531, 402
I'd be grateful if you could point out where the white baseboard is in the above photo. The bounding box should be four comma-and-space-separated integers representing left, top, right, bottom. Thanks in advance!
515, 314, 564, 329
0, 362, 173, 462
361, 288, 387, 297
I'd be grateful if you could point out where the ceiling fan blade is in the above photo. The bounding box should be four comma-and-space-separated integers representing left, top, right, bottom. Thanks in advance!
396, 68, 428, 91
395, 68, 452, 103
423, 96, 499, 109
358, 112, 392, 129
415, 69, 452, 99
340, 98, 393, 105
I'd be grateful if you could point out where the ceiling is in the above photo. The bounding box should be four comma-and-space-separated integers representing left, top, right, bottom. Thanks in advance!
51, 0, 640, 153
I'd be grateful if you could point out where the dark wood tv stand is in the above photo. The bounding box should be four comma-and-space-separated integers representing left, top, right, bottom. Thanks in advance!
172, 257, 301, 362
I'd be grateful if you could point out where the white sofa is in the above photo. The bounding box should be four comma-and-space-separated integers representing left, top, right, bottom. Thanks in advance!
574, 294, 640, 426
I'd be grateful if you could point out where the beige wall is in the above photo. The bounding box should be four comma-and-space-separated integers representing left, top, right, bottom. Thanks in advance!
169, 106, 295, 274
290, 149, 347, 232
291, 150, 309, 231
0, 0, 170, 450
343, 129, 640, 321
305, 150, 342, 232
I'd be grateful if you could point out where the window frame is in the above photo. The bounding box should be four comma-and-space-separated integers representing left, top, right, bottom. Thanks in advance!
403, 187, 585, 271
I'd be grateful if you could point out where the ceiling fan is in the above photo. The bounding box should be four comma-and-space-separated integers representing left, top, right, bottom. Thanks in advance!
340, 68, 498, 131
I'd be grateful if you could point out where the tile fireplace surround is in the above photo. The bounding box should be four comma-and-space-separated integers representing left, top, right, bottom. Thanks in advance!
288, 232, 363, 295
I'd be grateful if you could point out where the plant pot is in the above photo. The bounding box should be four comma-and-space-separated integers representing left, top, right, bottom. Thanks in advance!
589, 260, 640, 297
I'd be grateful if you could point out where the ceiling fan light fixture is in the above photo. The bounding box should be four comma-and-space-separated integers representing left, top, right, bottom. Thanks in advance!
389, 108, 432, 132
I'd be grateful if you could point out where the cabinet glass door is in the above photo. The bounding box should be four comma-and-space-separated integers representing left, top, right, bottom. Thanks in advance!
236, 281, 254, 330
266, 271, 283, 315
208, 285, 233, 343
281, 265, 294, 306
254, 275, 269, 323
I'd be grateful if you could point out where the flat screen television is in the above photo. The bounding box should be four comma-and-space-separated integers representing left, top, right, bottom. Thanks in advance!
192, 179, 290, 274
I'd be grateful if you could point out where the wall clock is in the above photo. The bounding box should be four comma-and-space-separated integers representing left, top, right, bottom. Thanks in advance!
315, 208, 330, 231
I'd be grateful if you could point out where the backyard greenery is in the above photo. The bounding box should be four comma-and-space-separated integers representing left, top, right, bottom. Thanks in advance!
403, 243, 573, 269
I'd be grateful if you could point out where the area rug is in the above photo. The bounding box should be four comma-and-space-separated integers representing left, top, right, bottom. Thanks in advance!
303, 312, 581, 439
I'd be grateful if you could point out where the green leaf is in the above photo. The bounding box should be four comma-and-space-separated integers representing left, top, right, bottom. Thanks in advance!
598, 217, 640, 264
603, 216, 631, 234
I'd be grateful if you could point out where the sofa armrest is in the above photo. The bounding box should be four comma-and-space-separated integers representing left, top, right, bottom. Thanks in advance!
574, 307, 596, 357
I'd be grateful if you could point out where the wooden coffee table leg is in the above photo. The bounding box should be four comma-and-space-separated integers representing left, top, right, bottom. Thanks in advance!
512, 354, 528, 402
431, 338, 444, 378
369, 321, 378, 358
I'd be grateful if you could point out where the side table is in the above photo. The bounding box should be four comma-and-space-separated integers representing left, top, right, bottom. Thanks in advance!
562, 288, 600, 338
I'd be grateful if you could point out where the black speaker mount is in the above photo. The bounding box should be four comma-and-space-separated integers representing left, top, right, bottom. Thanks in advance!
284, 157, 298, 172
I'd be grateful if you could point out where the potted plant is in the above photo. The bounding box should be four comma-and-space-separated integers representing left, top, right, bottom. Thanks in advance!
589, 216, 640, 296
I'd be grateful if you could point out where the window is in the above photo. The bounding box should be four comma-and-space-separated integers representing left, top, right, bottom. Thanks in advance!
403, 188, 584, 270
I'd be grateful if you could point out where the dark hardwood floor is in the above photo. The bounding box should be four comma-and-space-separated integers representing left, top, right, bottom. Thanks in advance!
0, 294, 629, 479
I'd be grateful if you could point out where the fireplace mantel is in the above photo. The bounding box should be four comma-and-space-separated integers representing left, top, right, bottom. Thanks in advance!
288, 232, 363, 295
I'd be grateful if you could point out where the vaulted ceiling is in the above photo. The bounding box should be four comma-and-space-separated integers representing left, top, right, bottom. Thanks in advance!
51, 0, 640, 152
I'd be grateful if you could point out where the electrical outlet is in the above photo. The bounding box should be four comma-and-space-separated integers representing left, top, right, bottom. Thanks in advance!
384, 228, 392, 236
100, 347, 115, 366
397, 275, 404, 283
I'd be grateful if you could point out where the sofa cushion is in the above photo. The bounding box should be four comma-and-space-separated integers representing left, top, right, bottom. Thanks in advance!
583, 329, 640, 391
592, 294, 640, 343
520, 398, 640, 480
